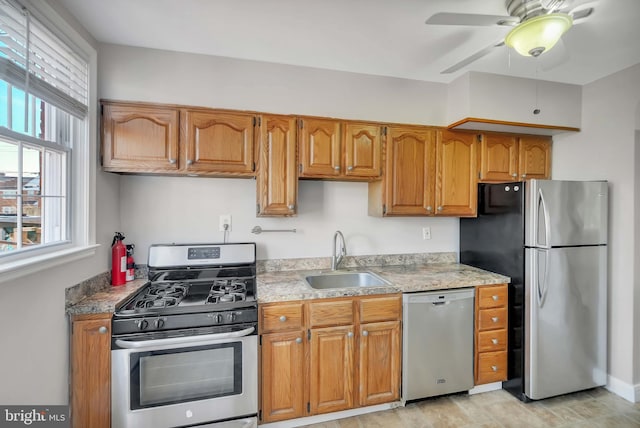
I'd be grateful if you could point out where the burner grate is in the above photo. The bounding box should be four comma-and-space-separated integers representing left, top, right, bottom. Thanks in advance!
207, 280, 247, 304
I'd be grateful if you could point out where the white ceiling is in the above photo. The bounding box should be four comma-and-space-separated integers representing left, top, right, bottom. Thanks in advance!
57, 0, 640, 85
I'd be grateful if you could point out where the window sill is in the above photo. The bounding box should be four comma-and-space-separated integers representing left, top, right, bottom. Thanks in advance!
0, 244, 100, 284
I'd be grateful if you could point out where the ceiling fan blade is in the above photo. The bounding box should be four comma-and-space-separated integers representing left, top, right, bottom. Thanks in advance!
570, 6, 594, 23
425, 12, 517, 26
441, 40, 505, 74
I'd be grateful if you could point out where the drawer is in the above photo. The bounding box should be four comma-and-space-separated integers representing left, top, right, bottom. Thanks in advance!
260, 302, 304, 333
476, 351, 507, 384
477, 307, 507, 331
477, 329, 507, 352
308, 299, 354, 327
359, 295, 401, 323
477, 284, 508, 309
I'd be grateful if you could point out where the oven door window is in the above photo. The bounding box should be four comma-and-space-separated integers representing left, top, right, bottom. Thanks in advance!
130, 342, 242, 409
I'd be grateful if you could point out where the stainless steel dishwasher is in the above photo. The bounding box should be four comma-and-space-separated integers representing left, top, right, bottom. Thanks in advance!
402, 288, 475, 402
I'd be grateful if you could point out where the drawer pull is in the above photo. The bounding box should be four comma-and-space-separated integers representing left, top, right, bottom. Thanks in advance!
296, 337, 302, 344
492, 338, 499, 345
98, 326, 108, 334
492, 295, 499, 301
491, 317, 499, 323
491, 365, 498, 372
279, 316, 287, 322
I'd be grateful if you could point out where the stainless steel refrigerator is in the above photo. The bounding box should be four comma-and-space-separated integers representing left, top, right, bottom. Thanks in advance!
460, 179, 607, 401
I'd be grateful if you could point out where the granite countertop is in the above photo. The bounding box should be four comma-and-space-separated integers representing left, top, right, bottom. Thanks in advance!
65, 252, 510, 314
257, 262, 510, 303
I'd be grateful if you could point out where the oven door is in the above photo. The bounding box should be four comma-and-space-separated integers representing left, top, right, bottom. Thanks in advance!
111, 326, 257, 428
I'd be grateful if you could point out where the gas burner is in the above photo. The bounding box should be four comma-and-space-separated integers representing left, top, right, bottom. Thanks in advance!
134, 295, 180, 309
147, 283, 189, 299
207, 281, 247, 304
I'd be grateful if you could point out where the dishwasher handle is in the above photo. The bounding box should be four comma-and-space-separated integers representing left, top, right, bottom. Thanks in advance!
404, 288, 475, 304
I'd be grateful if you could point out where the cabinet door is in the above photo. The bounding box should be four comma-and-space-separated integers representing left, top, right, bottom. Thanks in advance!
71, 315, 111, 428
309, 326, 355, 414
479, 133, 519, 182
383, 126, 436, 215
298, 118, 341, 177
101, 102, 179, 172
435, 130, 478, 217
181, 110, 255, 175
518, 136, 551, 180
256, 115, 298, 216
261, 331, 306, 423
343, 122, 382, 179
358, 320, 400, 406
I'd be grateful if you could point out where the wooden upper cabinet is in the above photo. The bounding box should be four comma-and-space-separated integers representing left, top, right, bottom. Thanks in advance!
479, 133, 519, 182
479, 133, 551, 182
435, 130, 478, 217
101, 102, 179, 172
180, 109, 255, 175
256, 115, 298, 216
372, 126, 436, 216
343, 122, 382, 178
299, 118, 383, 180
298, 118, 341, 177
519, 136, 551, 180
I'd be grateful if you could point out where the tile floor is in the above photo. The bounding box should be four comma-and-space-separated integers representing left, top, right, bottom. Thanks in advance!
302, 388, 640, 428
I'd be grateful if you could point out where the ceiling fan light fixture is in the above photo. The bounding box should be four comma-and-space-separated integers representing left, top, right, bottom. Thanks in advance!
505, 13, 573, 57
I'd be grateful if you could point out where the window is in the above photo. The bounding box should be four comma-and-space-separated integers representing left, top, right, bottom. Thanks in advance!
0, 0, 96, 278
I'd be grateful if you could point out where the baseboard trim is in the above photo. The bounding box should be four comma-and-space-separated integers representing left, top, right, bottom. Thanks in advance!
259, 401, 402, 428
605, 375, 640, 403
469, 382, 502, 395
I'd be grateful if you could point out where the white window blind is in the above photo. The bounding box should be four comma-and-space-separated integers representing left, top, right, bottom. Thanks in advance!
0, 0, 88, 118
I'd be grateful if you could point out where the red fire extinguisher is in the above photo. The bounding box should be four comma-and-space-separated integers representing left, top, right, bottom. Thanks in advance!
111, 232, 127, 286
126, 244, 136, 282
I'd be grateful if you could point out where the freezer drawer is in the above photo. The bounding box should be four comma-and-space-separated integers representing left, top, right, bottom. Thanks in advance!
402, 288, 475, 401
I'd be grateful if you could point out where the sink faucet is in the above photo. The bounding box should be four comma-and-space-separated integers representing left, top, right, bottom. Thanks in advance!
331, 230, 347, 270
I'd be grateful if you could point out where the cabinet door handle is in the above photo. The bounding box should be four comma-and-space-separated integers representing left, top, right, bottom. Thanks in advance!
98, 326, 108, 334
168, 158, 176, 164
522, 174, 527, 178
491, 365, 498, 372
279, 316, 287, 322
296, 337, 302, 344
437, 206, 443, 212
334, 166, 340, 171
492, 317, 499, 323
186, 159, 193, 165
347, 166, 354, 171
426, 206, 433, 212
347, 332, 354, 338
492, 338, 499, 345
288, 205, 295, 210
492, 295, 499, 301
512, 173, 518, 178
362, 330, 368, 336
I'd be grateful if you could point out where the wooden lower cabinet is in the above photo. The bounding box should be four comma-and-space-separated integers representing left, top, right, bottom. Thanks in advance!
260, 331, 306, 422
70, 313, 111, 428
309, 326, 355, 414
474, 284, 508, 385
259, 295, 401, 424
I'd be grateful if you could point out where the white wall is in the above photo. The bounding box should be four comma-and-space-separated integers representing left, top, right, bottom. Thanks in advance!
552, 63, 640, 397
99, 44, 459, 263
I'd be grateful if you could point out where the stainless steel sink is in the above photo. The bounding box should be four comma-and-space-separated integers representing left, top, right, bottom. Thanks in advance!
305, 271, 390, 289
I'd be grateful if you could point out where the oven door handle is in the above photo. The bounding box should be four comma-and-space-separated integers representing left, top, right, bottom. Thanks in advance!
114, 326, 255, 349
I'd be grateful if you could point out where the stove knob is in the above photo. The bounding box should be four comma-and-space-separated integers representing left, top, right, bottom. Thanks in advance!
229, 312, 237, 322
154, 318, 165, 329
137, 319, 149, 330
216, 314, 223, 324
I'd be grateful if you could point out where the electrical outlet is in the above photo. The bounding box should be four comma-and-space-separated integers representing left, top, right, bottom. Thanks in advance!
219, 214, 232, 232
422, 227, 431, 240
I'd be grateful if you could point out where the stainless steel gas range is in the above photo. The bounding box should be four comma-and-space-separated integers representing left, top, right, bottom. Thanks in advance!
111, 243, 258, 428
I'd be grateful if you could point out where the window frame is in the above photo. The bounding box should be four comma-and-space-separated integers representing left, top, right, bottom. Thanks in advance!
0, 0, 98, 283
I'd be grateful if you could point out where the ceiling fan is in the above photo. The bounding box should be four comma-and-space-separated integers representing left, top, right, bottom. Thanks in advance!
426, 0, 597, 74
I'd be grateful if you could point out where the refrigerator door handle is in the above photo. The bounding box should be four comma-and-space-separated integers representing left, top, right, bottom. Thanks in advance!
537, 249, 549, 307
538, 189, 551, 249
